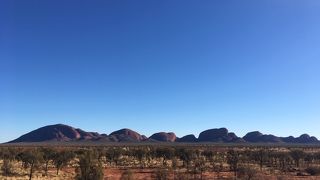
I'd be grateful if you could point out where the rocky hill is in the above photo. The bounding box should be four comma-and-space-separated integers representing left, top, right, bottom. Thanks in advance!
109, 128, 147, 142
7, 124, 320, 144
149, 132, 177, 142
9, 124, 101, 143
198, 128, 244, 142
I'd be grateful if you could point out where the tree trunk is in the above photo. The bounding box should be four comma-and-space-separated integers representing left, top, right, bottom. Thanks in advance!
29, 163, 34, 180
45, 161, 49, 176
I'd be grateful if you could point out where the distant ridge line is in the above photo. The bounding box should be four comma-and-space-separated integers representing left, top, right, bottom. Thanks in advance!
6, 124, 320, 144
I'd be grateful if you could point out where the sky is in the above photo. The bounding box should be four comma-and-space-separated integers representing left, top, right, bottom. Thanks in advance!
1, 0, 320, 143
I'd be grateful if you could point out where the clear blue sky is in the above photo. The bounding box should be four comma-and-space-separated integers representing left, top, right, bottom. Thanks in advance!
1, 0, 320, 143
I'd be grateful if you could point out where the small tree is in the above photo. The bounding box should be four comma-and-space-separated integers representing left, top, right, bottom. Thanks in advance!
40, 147, 56, 176
304, 153, 314, 167
75, 150, 104, 180
290, 150, 305, 168
274, 152, 291, 171
227, 150, 240, 177
252, 149, 268, 171
53, 150, 75, 175
17, 149, 43, 180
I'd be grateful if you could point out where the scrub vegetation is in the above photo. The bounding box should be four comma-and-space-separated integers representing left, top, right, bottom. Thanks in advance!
1, 145, 320, 179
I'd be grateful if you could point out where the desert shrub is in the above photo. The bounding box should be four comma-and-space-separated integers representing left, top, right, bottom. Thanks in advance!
1, 159, 14, 176
237, 166, 258, 180
227, 150, 240, 177
213, 162, 224, 177
193, 156, 206, 179
132, 148, 147, 168
290, 150, 305, 168
154, 168, 169, 180
75, 150, 104, 180
305, 166, 320, 175
53, 150, 75, 175
40, 147, 56, 176
155, 147, 175, 166
171, 157, 178, 179
0, 148, 17, 161
105, 147, 123, 166
272, 152, 292, 171
251, 149, 268, 170
175, 148, 193, 169
95, 148, 106, 163
202, 150, 214, 160
16, 149, 44, 180
120, 169, 134, 180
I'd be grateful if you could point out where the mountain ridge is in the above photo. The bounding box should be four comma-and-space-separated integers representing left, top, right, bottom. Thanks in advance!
7, 124, 320, 144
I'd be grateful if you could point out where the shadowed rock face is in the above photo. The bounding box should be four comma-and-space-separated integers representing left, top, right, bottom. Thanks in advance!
9, 124, 100, 142
198, 128, 240, 142
282, 136, 295, 143
177, 134, 197, 142
76, 129, 101, 140
243, 131, 319, 143
260, 135, 282, 143
109, 128, 146, 142
243, 131, 282, 143
227, 133, 245, 142
243, 131, 263, 142
283, 134, 319, 143
295, 134, 318, 143
296, 134, 318, 143
149, 132, 176, 142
